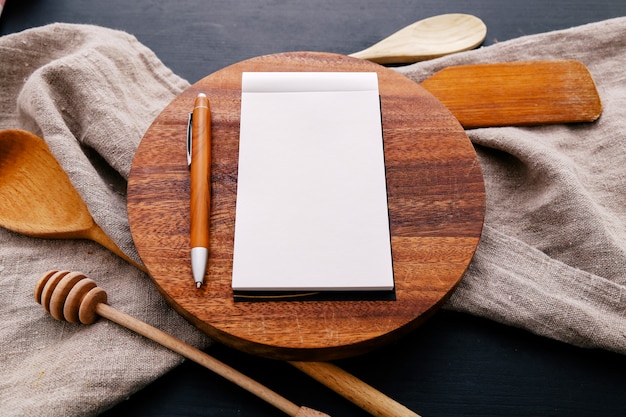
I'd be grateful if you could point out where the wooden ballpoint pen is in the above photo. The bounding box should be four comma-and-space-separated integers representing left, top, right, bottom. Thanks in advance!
188, 93, 211, 288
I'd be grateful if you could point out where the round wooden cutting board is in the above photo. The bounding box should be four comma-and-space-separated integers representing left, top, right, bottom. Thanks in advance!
127, 52, 485, 361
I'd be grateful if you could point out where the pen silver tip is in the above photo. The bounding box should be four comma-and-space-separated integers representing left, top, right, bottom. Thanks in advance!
197, 93, 207, 98
196, 282, 202, 288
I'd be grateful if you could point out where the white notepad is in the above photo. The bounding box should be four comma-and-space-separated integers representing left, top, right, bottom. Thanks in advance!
232, 72, 394, 292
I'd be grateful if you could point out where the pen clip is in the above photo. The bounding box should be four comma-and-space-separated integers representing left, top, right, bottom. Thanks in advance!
186, 112, 193, 168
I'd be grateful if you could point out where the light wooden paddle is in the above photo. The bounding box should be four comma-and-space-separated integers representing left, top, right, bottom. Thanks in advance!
0, 129, 147, 273
350, 13, 487, 64
34, 270, 329, 417
420, 60, 602, 127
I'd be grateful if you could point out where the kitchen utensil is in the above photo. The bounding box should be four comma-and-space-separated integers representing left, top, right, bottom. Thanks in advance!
420, 60, 602, 127
350, 13, 486, 64
0, 129, 147, 273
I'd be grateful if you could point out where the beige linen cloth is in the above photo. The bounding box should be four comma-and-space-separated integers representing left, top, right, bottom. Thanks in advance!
1, 17, 625, 416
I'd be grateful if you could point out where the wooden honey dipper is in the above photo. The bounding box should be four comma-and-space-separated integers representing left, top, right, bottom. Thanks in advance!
34, 270, 329, 417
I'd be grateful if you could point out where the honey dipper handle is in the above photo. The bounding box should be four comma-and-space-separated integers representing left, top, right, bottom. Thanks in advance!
290, 361, 421, 417
95, 303, 326, 417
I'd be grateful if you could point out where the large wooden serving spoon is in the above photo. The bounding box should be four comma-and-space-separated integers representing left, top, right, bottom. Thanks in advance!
0, 129, 147, 273
350, 13, 487, 64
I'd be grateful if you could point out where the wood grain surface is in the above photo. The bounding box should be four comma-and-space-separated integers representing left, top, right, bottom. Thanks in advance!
420, 60, 603, 128
127, 52, 485, 361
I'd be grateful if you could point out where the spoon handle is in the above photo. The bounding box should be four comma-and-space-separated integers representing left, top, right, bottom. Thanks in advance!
291, 361, 422, 417
86, 224, 149, 273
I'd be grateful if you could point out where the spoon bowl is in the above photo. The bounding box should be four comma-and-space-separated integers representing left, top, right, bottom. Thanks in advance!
0, 129, 146, 272
350, 13, 486, 64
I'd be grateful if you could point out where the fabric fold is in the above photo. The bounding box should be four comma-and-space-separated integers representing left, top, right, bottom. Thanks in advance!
396, 18, 626, 354
446, 225, 626, 353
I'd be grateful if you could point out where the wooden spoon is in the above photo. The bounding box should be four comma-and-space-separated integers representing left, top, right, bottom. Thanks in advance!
0, 129, 147, 273
350, 13, 487, 64
34, 270, 329, 417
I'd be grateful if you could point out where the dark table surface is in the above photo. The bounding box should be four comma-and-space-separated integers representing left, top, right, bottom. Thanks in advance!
3, 1, 626, 416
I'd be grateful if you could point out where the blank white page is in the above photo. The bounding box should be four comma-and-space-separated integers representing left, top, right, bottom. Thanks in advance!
232, 72, 393, 292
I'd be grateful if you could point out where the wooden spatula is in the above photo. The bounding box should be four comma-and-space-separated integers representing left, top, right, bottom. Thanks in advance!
420, 60, 602, 128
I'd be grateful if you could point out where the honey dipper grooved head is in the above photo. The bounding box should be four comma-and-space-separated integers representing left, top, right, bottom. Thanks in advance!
35, 270, 108, 324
